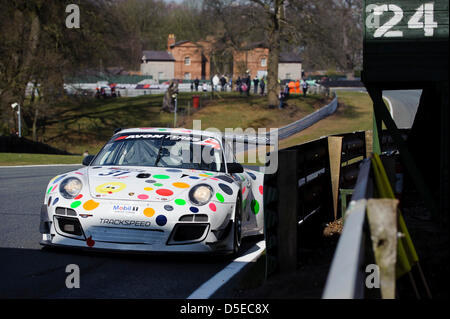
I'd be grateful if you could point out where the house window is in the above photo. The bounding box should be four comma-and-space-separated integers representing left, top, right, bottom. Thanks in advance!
261, 58, 267, 67
184, 72, 191, 80
184, 56, 191, 66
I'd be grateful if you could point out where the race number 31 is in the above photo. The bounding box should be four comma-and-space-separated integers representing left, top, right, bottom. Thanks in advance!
366, 2, 438, 38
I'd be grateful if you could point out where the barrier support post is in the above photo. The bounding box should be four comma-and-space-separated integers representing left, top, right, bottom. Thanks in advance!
277, 149, 299, 273
367, 198, 399, 299
328, 136, 343, 220
366, 86, 438, 221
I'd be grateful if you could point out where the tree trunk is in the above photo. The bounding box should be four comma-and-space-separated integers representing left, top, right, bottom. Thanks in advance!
17, 12, 41, 102
266, 0, 283, 107
32, 107, 39, 142
267, 38, 280, 107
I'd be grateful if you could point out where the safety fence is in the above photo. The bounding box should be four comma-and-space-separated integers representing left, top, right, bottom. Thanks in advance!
263, 129, 409, 279
322, 146, 423, 299
321, 158, 376, 298
274, 92, 337, 139
61, 82, 329, 98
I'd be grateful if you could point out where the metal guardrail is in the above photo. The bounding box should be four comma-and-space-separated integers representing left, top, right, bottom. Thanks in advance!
263, 129, 407, 283
264, 136, 334, 276
270, 92, 338, 140
322, 159, 373, 299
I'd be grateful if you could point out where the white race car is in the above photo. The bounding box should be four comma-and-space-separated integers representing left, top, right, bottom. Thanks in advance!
40, 128, 264, 254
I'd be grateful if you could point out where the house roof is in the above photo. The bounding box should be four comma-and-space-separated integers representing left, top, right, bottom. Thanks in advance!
242, 41, 268, 50
170, 40, 190, 48
279, 52, 302, 63
237, 43, 302, 63
142, 50, 175, 62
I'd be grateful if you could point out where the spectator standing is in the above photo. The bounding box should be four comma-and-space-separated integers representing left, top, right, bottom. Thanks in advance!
194, 78, 200, 91
288, 81, 295, 94
212, 74, 220, 92
302, 80, 309, 97
220, 75, 227, 91
260, 77, 265, 96
295, 80, 300, 94
236, 77, 242, 94
278, 86, 286, 109
202, 82, 208, 92
253, 77, 259, 94
244, 72, 251, 96
284, 84, 290, 100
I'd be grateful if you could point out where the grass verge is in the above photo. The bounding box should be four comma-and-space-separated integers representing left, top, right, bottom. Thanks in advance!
279, 90, 374, 149
4, 92, 329, 165
0, 153, 82, 166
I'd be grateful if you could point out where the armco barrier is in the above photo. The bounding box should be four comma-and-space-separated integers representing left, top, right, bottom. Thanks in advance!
263, 129, 409, 279
264, 136, 334, 277
272, 93, 338, 140
322, 159, 376, 298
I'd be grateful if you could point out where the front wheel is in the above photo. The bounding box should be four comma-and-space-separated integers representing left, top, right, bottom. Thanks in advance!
233, 197, 242, 255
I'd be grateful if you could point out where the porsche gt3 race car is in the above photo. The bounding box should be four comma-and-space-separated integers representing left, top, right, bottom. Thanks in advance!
40, 128, 265, 254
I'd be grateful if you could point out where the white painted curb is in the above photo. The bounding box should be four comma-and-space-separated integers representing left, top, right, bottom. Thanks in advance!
187, 240, 266, 299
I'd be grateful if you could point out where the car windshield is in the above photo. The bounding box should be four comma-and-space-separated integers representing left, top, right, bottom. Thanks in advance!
91, 133, 225, 172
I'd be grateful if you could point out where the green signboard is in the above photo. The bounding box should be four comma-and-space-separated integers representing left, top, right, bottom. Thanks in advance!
363, 0, 449, 84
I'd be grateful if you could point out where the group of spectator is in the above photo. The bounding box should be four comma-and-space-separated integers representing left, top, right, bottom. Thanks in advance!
236, 72, 266, 96
278, 80, 309, 109
188, 73, 310, 106
95, 86, 120, 99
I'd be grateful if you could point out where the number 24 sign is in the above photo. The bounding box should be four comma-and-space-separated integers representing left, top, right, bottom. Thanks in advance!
365, 2, 439, 38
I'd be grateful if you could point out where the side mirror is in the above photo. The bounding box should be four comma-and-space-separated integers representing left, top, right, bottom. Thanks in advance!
227, 162, 244, 174
82, 155, 95, 166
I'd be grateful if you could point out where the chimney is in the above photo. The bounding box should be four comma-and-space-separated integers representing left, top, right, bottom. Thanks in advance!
167, 34, 176, 51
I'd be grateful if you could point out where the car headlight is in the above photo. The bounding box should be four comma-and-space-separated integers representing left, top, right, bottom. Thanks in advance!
189, 184, 213, 206
59, 177, 83, 199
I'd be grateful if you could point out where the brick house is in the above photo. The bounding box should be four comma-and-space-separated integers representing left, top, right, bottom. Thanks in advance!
278, 52, 303, 80
140, 50, 175, 81
167, 34, 213, 80
141, 35, 302, 81
233, 43, 269, 79
233, 42, 302, 80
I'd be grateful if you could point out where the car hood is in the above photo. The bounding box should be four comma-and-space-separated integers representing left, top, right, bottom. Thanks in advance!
87, 166, 216, 202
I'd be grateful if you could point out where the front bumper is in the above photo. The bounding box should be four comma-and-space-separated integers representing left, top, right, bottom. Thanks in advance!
39, 200, 235, 254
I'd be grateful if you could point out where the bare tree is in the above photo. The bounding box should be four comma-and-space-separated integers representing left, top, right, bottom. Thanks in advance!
289, 0, 363, 75
245, 0, 286, 106
0, 0, 132, 138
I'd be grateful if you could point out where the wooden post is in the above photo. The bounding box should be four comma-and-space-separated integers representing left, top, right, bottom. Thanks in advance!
277, 150, 298, 273
365, 130, 373, 158
367, 198, 399, 299
328, 136, 343, 220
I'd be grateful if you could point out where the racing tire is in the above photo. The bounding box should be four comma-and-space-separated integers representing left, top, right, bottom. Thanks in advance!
232, 196, 242, 255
